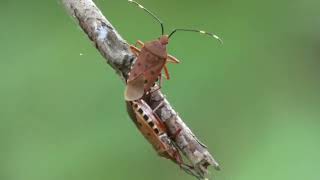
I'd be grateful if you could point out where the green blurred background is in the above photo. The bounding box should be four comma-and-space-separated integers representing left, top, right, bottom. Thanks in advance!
1, 0, 319, 180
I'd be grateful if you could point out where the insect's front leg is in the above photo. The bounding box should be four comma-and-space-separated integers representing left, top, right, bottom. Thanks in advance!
130, 45, 141, 56
134, 40, 144, 48
135, 40, 144, 47
148, 74, 162, 94
167, 54, 180, 64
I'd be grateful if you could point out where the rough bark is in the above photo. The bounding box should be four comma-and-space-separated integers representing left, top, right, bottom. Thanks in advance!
62, 0, 219, 179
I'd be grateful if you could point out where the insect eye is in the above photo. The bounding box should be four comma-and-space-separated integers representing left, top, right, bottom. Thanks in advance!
134, 104, 138, 108
143, 115, 149, 121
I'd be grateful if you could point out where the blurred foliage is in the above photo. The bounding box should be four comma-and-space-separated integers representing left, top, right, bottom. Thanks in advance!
0, 0, 319, 180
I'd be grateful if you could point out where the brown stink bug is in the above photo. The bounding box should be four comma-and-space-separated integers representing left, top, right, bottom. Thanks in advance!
126, 99, 210, 178
126, 99, 183, 164
125, 0, 223, 101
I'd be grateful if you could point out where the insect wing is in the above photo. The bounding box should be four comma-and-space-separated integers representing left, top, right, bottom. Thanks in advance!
143, 54, 166, 90
127, 47, 149, 82
126, 47, 166, 101
142, 40, 167, 90
125, 73, 145, 101
125, 47, 150, 101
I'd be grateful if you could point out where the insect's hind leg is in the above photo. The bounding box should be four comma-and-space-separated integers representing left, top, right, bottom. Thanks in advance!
152, 100, 165, 113
163, 64, 170, 80
148, 74, 162, 94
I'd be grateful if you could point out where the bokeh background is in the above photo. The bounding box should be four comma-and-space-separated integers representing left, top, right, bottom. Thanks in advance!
1, 0, 319, 180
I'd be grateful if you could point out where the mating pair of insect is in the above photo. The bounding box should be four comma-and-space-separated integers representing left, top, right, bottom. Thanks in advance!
125, 0, 222, 176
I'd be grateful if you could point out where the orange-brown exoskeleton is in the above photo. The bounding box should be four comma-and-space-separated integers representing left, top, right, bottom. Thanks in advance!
126, 99, 183, 164
125, 0, 223, 101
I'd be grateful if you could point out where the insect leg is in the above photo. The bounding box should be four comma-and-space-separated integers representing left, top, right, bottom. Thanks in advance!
148, 73, 163, 95
156, 74, 162, 91
152, 100, 165, 113
168, 150, 183, 167
163, 64, 170, 80
167, 54, 180, 64
179, 164, 204, 180
130, 45, 141, 56
134, 40, 144, 47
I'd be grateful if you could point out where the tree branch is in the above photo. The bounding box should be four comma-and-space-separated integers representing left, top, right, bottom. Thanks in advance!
62, 0, 219, 179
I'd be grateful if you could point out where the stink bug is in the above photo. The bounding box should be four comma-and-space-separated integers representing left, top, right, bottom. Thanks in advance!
126, 99, 183, 164
125, 0, 223, 101
126, 99, 210, 178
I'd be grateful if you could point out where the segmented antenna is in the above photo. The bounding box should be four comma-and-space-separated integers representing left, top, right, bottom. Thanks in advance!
128, 0, 164, 35
169, 29, 223, 44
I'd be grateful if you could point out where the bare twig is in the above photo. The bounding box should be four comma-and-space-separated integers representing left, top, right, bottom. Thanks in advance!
62, 0, 219, 179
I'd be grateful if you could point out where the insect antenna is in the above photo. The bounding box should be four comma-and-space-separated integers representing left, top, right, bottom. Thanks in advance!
128, 0, 164, 35
168, 29, 223, 44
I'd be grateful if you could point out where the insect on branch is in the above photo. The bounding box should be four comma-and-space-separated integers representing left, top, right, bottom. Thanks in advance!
62, 0, 220, 179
